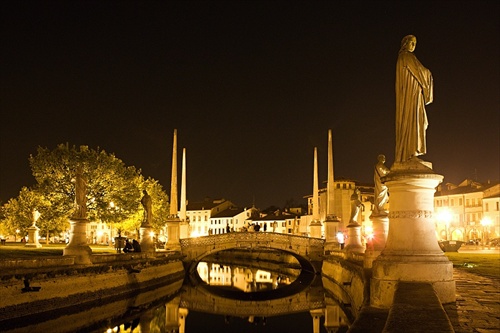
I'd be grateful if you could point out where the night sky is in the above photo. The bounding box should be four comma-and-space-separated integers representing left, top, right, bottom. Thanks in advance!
1, 1, 498, 209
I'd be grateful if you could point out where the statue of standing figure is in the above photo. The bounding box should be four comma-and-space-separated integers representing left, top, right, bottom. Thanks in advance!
349, 188, 364, 224
395, 35, 433, 163
73, 166, 87, 219
141, 190, 153, 225
373, 154, 390, 216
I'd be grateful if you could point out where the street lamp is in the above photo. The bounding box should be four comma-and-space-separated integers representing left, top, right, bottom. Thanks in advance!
480, 217, 492, 246
436, 209, 452, 240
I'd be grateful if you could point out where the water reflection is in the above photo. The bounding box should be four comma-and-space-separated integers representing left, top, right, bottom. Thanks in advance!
1, 249, 350, 333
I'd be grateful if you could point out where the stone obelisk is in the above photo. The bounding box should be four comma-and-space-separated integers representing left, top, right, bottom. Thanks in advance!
179, 148, 189, 238
309, 147, 322, 238
324, 130, 341, 249
63, 166, 92, 264
165, 129, 181, 251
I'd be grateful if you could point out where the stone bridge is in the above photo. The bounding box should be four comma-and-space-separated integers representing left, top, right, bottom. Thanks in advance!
180, 232, 325, 274
180, 272, 325, 318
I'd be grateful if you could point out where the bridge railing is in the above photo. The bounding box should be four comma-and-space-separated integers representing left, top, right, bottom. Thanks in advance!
180, 232, 325, 263
180, 232, 324, 250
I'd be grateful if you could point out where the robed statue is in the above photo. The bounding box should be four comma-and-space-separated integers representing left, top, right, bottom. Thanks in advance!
395, 35, 433, 162
141, 190, 153, 225
373, 154, 390, 216
72, 166, 87, 219
349, 188, 364, 224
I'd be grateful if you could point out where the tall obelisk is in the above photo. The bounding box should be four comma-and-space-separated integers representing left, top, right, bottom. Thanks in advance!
165, 129, 181, 251
309, 147, 322, 238
179, 148, 189, 238
324, 130, 341, 248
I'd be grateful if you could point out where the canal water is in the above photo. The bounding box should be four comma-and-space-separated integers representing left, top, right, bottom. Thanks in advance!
2, 249, 350, 333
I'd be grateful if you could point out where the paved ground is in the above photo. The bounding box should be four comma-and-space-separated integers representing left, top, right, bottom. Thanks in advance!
445, 268, 500, 333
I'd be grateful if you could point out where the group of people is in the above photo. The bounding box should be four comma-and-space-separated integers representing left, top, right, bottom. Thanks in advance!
123, 239, 141, 253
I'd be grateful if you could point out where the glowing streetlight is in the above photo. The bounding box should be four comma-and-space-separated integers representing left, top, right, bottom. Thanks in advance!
436, 209, 452, 240
481, 217, 492, 245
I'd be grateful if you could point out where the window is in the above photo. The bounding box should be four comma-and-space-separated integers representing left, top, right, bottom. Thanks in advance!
485, 203, 489, 212
451, 199, 454, 206
459, 198, 463, 206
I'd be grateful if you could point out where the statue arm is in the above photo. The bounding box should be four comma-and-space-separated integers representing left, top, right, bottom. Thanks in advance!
404, 53, 433, 103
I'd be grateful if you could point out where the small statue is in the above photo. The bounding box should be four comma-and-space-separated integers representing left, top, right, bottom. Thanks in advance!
72, 166, 87, 219
141, 190, 153, 225
349, 188, 364, 224
373, 154, 390, 216
32, 208, 41, 226
395, 35, 433, 162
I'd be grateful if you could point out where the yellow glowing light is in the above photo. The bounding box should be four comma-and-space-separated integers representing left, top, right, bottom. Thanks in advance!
149, 231, 155, 238
365, 226, 373, 234
481, 217, 492, 227
436, 209, 452, 224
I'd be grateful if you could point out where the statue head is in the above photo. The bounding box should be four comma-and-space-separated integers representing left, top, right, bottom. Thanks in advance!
400, 35, 416, 52
377, 154, 386, 163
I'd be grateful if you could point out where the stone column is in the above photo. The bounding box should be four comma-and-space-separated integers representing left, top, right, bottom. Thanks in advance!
310, 308, 324, 333
165, 129, 181, 251
309, 147, 322, 238
63, 218, 92, 265
371, 159, 455, 308
178, 308, 189, 333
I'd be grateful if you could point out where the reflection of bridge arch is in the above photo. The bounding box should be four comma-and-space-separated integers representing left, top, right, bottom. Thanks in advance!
180, 232, 324, 274
180, 273, 325, 318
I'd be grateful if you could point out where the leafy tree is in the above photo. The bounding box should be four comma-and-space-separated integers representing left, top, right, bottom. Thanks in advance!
29, 144, 143, 224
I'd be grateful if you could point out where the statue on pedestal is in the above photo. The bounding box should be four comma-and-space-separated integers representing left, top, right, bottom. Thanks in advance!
349, 188, 363, 224
395, 35, 433, 163
373, 154, 390, 216
141, 190, 153, 225
72, 166, 87, 219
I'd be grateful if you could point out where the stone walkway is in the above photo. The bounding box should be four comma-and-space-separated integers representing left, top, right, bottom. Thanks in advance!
444, 268, 500, 333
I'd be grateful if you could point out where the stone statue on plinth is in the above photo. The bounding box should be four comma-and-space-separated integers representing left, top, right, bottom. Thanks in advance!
395, 35, 433, 163
373, 154, 390, 216
72, 166, 87, 219
141, 190, 153, 226
349, 188, 363, 224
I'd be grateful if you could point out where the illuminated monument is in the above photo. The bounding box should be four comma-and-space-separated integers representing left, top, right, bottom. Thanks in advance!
63, 165, 92, 264
370, 35, 455, 307
165, 129, 181, 251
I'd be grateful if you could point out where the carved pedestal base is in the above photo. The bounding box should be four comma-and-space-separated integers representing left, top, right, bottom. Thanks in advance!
309, 220, 322, 238
165, 216, 181, 251
370, 159, 455, 308
26, 224, 42, 248
140, 223, 155, 252
344, 223, 364, 253
63, 218, 92, 265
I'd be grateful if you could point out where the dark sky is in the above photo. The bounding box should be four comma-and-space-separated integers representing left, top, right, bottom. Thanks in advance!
1, 1, 499, 209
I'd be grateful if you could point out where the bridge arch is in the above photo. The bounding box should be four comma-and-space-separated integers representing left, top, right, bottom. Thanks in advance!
180, 232, 324, 274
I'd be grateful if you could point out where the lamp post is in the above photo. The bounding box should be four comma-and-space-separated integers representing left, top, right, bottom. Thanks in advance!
480, 217, 492, 246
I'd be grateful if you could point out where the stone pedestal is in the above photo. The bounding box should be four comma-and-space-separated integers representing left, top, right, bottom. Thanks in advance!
63, 218, 92, 265
178, 308, 189, 333
310, 308, 324, 333
140, 222, 155, 252
371, 159, 455, 308
26, 224, 42, 248
324, 215, 341, 243
309, 220, 322, 238
344, 223, 364, 253
179, 220, 189, 239
165, 216, 181, 251
165, 296, 180, 332
364, 215, 389, 268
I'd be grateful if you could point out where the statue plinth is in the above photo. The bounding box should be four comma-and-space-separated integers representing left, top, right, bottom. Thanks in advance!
371, 158, 455, 308
324, 215, 341, 244
344, 223, 364, 253
140, 221, 155, 252
309, 219, 322, 238
179, 220, 190, 239
26, 224, 42, 248
165, 216, 181, 251
63, 218, 92, 265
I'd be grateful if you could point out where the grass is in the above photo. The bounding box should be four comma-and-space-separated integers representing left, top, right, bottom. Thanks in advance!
445, 252, 500, 279
0, 242, 116, 259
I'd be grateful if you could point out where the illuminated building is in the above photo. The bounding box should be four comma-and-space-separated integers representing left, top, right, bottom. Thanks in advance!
434, 179, 499, 243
